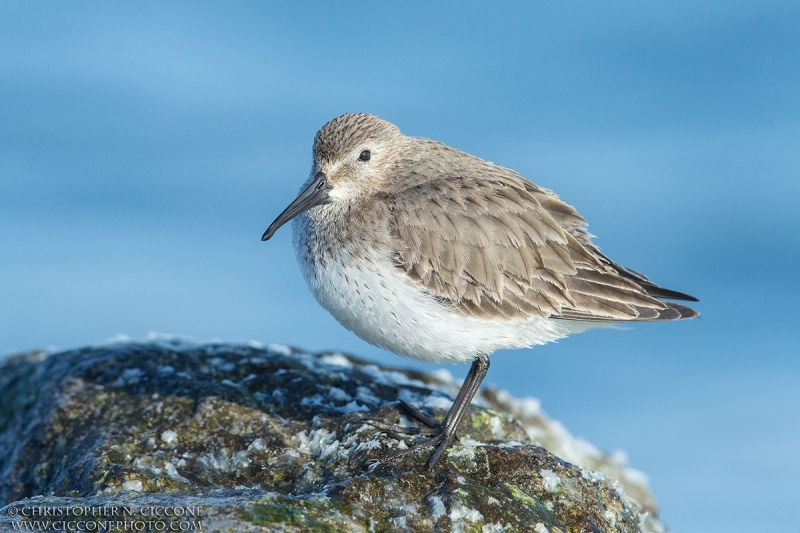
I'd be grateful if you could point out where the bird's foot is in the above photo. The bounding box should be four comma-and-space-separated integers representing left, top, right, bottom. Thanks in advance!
371, 428, 456, 469
397, 399, 440, 428
362, 400, 457, 468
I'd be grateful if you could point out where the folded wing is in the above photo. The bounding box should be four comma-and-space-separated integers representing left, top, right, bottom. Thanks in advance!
385, 171, 698, 323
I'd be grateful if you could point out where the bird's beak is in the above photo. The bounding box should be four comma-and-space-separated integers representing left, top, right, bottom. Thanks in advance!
262, 171, 332, 241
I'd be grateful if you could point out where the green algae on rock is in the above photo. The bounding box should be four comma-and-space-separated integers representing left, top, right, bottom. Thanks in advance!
0, 340, 667, 532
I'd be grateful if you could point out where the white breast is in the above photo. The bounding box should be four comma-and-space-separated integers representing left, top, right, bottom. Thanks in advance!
292, 210, 576, 365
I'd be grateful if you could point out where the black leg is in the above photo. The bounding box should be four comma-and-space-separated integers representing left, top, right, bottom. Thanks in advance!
363, 355, 490, 469
426, 355, 489, 468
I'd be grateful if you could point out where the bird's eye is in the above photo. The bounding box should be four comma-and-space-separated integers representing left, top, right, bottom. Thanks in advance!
358, 150, 371, 162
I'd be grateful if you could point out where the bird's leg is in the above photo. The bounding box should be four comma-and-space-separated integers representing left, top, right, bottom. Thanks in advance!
425, 355, 489, 468
366, 356, 490, 469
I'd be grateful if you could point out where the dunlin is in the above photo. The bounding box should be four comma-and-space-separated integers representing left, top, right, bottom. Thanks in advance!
263, 113, 698, 468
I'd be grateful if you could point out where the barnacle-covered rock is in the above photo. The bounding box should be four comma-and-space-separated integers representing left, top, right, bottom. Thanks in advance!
0, 340, 666, 532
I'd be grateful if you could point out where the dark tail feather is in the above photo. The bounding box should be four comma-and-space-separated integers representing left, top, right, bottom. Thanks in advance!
597, 253, 699, 302
637, 282, 699, 302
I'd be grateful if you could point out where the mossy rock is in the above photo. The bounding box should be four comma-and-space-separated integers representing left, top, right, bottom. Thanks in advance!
0, 340, 666, 532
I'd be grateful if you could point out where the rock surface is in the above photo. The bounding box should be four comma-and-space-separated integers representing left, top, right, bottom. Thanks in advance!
0, 340, 667, 532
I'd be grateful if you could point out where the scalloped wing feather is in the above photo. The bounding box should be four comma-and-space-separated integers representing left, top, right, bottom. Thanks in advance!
386, 166, 697, 323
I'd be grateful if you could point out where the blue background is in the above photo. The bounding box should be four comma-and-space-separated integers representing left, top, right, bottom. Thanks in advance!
2, 2, 798, 531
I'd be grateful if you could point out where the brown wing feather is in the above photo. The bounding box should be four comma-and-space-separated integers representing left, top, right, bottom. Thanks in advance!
385, 163, 697, 323
527, 183, 699, 304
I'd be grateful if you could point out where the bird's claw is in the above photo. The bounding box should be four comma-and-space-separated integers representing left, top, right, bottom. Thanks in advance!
362, 401, 458, 468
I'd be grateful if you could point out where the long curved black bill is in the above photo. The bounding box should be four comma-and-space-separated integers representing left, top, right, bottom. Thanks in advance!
262, 172, 331, 241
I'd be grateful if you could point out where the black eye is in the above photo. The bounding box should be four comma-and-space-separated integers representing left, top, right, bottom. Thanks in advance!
358, 150, 371, 162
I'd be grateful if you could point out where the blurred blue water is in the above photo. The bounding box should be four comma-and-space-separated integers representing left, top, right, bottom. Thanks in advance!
1, 2, 799, 531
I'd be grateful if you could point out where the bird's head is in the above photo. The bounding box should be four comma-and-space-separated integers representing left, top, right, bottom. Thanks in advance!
262, 113, 403, 241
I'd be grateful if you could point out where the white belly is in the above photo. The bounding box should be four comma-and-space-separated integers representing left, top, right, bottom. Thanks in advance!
292, 213, 576, 365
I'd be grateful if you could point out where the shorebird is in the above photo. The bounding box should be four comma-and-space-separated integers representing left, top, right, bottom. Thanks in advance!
262, 113, 698, 468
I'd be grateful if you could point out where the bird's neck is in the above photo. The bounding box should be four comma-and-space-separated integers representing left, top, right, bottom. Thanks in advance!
302, 196, 392, 254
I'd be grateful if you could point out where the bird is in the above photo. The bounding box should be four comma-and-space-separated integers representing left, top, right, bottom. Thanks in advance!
262, 113, 698, 468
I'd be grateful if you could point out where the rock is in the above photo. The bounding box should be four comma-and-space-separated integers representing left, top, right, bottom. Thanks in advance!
0, 340, 667, 532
